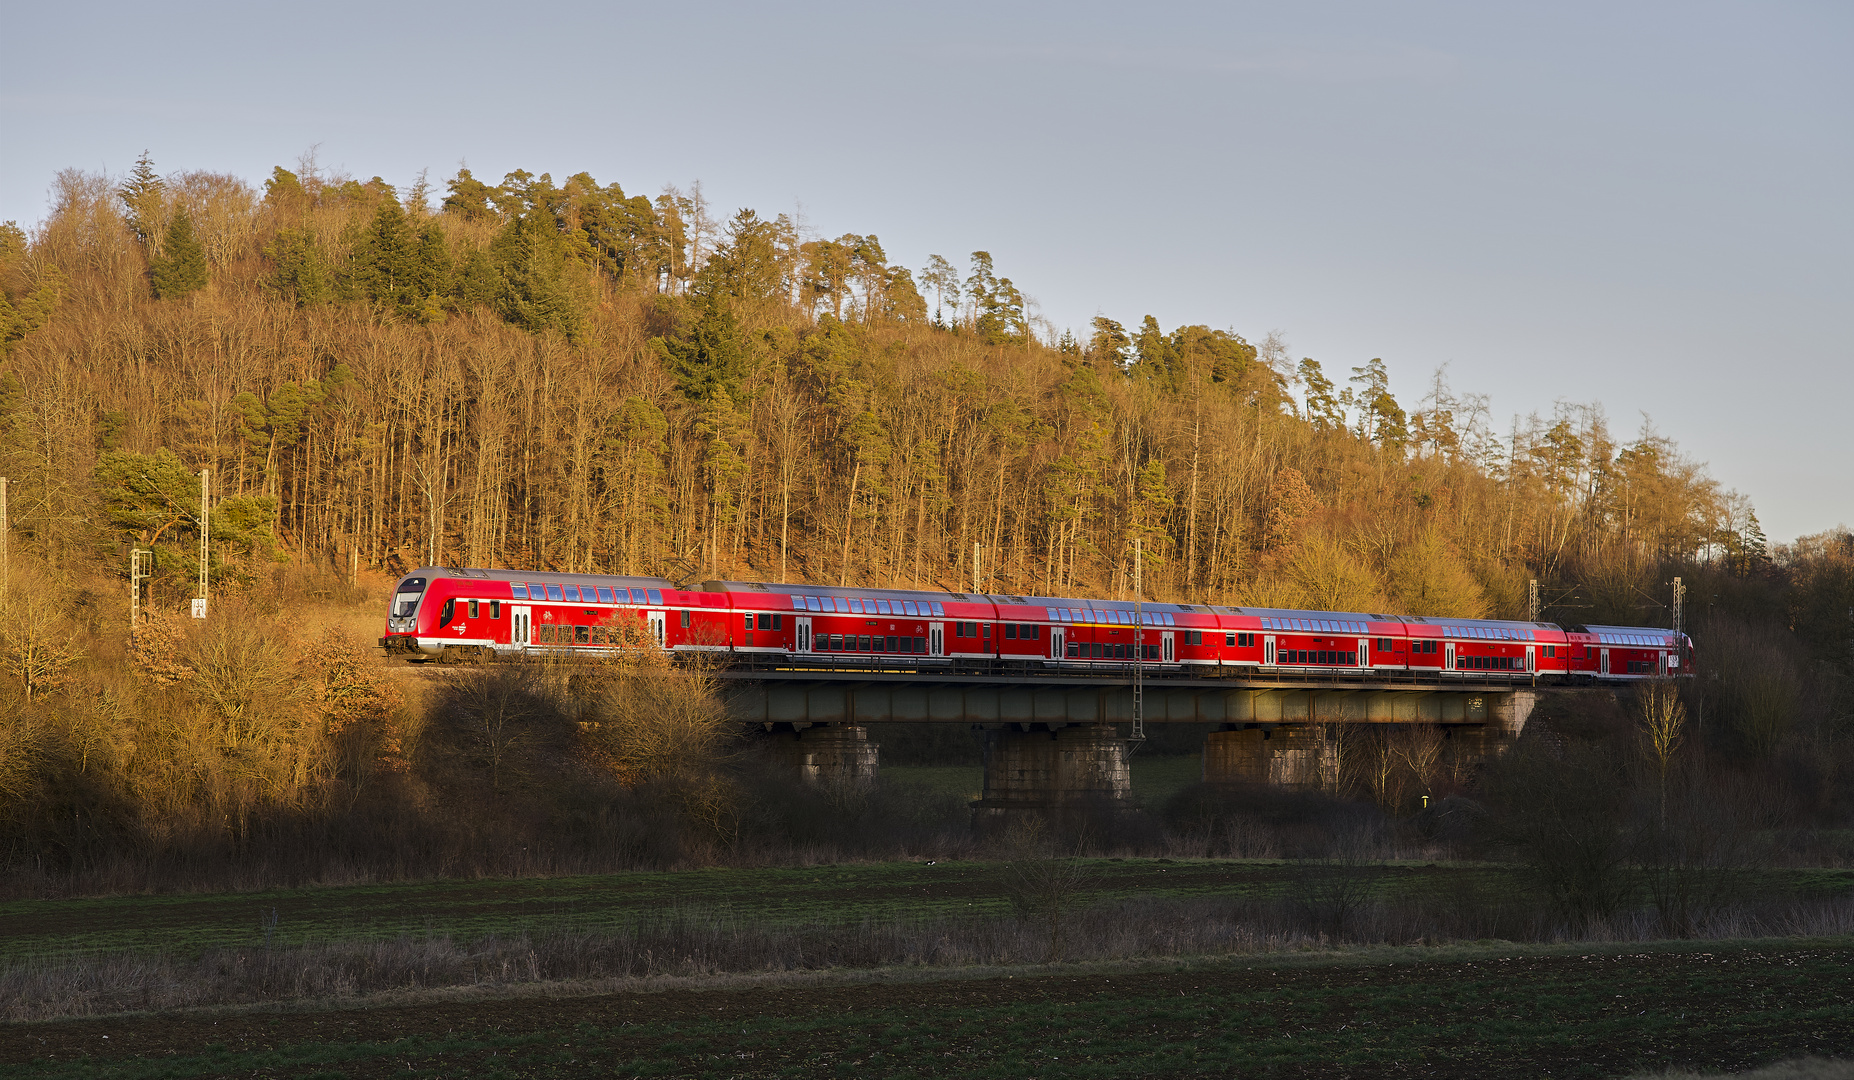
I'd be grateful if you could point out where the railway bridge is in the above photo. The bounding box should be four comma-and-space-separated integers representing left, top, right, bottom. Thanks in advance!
718, 665, 1548, 819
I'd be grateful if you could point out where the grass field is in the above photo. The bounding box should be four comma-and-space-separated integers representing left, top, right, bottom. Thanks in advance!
5, 940, 1850, 1078
6, 860, 1850, 964
0, 860, 1482, 961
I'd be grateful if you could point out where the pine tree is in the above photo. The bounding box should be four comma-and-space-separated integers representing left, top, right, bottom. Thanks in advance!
116, 152, 166, 252
654, 296, 748, 402
266, 228, 332, 306
150, 210, 208, 298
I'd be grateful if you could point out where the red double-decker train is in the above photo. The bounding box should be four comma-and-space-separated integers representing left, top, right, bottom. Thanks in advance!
379, 566, 1691, 684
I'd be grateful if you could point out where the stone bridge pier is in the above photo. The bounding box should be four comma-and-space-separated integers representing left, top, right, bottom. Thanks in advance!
1200, 690, 1541, 790
755, 722, 880, 788
970, 722, 1132, 829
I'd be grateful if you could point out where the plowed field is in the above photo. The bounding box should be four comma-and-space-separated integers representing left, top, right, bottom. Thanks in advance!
7, 942, 1850, 1078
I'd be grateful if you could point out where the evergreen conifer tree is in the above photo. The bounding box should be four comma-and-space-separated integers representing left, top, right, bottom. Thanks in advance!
116, 152, 166, 252
653, 296, 748, 402
151, 210, 208, 298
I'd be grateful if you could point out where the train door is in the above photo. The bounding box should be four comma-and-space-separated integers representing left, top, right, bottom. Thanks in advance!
646, 610, 667, 649
1526, 645, 1537, 673
511, 605, 531, 651
794, 616, 812, 653
1264, 635, 1276, 665
929, 623, 944, 657
1161, 631, 1175, 663
1600, 649, 1610, 676
1050, 626, 1065, 660
1445, 641, 1457, 673
1358, 637, 1370, 668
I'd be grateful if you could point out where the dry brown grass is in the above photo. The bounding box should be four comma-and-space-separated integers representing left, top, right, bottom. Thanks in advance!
6, 892, 1851, 1023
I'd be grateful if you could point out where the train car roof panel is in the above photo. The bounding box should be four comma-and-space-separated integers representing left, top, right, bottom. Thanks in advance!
404, 566, 673, 588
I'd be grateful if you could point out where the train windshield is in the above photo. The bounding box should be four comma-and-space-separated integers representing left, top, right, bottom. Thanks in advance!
392, 577, 427, 618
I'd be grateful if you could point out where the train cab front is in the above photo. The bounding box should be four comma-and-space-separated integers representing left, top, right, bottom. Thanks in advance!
379, 572, 442, 658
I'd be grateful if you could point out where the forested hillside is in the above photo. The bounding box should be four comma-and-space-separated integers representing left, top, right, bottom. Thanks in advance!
0, 155, 1847, 889
0, 156, 1782, 618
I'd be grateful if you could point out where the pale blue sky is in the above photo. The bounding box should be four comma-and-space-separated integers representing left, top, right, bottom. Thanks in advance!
3, 1, 1848, 542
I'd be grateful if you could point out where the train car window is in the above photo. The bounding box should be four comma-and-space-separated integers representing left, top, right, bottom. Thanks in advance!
558, 586, 575, 602
1226, 633, 1236, 646
575, 626, 590, 644
490, 601, 501, 619
467, 600, 479, 619
592, 626, 609, 644
1004, 624, 1017, 639
911, 601, 926, 616
644, 589, 661, 605
803, 596, 819, 612
879, 635, 892, 651
932, 602, 946, 617
982, 623, 990, 638
594, 588, 610, 603
544, 584, 561, 601
744, 614, 755, 630
538, 624, 556, 643
438, 598, 456, 626
510, 584, 528, 600
912, 637, 924, 653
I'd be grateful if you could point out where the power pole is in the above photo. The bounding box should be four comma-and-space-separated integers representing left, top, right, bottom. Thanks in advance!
1671, 576, 1684, 634
130, 548, 153, 640
1132, 537, 1145, 742
1527, 579, 1539, 622
195, 468, 209, 618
